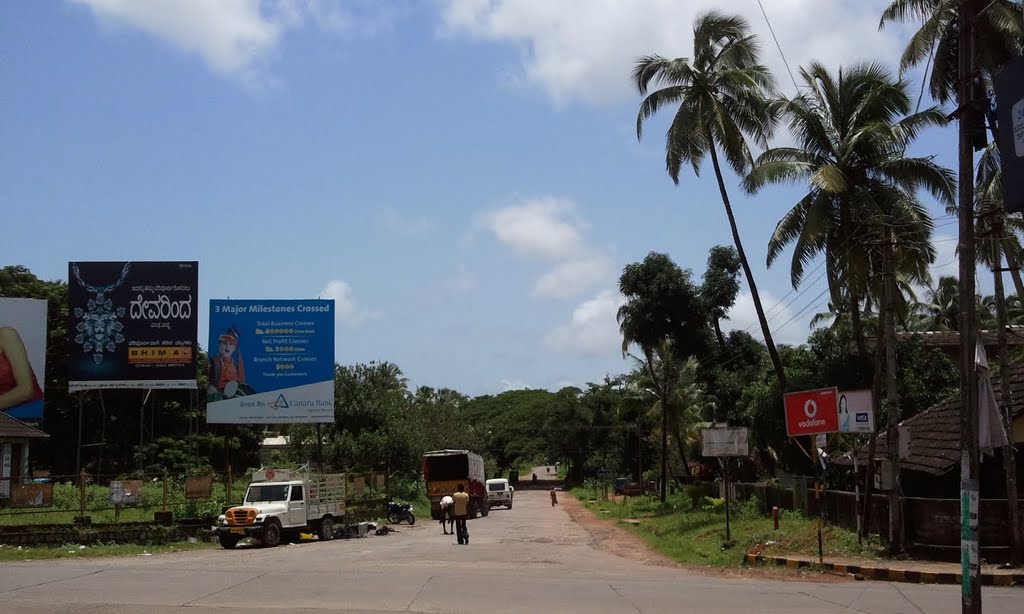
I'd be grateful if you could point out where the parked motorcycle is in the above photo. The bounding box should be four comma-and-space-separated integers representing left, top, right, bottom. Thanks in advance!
386, 501, 416, 525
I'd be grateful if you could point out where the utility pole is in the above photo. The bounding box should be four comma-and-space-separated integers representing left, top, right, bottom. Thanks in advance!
957, 0, 981, 611
882, 243, 903, 554
992, 219, 1022, 565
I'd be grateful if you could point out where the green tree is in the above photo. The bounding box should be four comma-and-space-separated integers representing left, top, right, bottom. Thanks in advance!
701, 246, 742, 349
879, 0, 1022, 104
743, 62, 953, 355
632, 11, 786, 391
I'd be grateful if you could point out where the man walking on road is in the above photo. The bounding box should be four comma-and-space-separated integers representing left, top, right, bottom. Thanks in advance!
452, 484, 470, 545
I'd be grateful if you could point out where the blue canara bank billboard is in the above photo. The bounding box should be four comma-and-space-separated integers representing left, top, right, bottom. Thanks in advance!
206, 299, 334, 424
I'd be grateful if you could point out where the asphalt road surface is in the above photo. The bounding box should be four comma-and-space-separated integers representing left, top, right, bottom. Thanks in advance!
1, 490, 1019, 613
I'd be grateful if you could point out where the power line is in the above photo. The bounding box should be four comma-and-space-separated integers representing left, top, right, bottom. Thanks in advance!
756, 0, 800, 95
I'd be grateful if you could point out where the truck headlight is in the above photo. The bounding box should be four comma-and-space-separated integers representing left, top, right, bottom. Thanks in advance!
255, 515, 265, 523
217, 515, 227, 525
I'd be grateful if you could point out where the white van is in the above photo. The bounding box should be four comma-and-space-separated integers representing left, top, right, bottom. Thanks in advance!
485, 478, 514, 509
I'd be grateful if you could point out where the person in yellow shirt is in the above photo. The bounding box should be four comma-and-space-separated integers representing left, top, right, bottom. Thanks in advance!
452, 484, 471, 545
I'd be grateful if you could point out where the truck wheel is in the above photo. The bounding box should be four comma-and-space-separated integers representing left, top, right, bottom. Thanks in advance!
318, 517, 334, 541
507, 501, 513, 509
480, 501, 489, 517
262, 519, 282, 548
218, 533, 240, 550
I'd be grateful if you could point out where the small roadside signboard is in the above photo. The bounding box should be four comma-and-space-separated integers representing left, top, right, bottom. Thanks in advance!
838, 389, 875, 434
701, 427, 749, 457
784, 387, 839, 437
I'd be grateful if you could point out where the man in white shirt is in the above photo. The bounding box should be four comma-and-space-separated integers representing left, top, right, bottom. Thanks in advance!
439, 494, 454, 535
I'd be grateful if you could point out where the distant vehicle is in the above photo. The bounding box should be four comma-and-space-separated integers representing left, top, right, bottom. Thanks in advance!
597, 468, 617, 480
486, 478, 514, 509
214, 469, 345, 549
507, 469, 519, 485
613, 477, 628, 496
423, 449, 488, 520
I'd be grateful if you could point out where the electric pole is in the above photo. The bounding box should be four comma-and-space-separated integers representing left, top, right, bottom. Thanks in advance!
957, 0, 981, 611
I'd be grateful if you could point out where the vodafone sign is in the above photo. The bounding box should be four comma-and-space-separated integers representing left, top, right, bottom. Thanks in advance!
784, 388, 839, 436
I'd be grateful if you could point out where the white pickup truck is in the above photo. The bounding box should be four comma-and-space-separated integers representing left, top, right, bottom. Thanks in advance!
214, 469, 346, 549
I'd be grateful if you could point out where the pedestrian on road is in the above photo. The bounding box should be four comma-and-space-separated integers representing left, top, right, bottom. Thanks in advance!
452, 484, 471, 545
439, 494, 454, 535
532, 472, 537, 484
550, 487, 558, 507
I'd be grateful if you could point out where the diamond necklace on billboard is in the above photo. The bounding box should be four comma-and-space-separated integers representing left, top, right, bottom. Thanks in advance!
68, 262, 198, 391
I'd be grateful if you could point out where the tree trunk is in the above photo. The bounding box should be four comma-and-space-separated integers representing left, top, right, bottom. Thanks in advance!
661, 398, 668, 502
883, 244, 904, 555
673, 421, 693, 478
1003, 247, 1024, 299
850, 291, 867, 359
713, 318, 726, 350
708, 145, 786, 392
992, 229, 1022, 565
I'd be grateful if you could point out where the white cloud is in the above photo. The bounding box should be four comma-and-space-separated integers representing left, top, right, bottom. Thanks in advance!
319, 279, 378, 327
439, 0, 903, 106
447, 264, 478, 293
71, 0, 399, 83
724, 289, 810, 346
483, 197, 584, 260
544, 289, 625, 356
500, 378, 530, 391
377, 207, 433, 238
483, 196, 614, 300
532, 253, 614, 300
930, 233, 960, 281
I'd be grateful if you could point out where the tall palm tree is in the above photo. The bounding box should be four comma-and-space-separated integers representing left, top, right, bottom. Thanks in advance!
974, 143, 1024, 298
879, 0, 1023, 104
632, 11, 786, 391
743, 62, 954, 352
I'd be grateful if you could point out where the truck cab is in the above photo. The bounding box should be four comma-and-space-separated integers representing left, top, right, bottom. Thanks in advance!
214, 469, 345, 549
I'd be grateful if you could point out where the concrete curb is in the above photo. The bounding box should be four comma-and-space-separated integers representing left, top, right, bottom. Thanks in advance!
744, 554, 1023, 586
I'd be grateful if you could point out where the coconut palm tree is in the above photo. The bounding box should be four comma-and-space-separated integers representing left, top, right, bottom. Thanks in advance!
629, 343, 715, 481
879, 0, 1023, 104
743, 62, 954, 352
632, 11, 786, 391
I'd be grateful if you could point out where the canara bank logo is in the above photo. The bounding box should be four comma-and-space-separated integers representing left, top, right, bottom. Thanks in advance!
269, 394, 290, 411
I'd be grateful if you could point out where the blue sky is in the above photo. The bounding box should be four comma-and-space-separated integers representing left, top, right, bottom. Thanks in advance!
1, 1, 974, 396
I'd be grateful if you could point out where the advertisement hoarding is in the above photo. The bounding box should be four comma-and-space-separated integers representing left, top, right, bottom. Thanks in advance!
701, 427, 749, 457
206, 299, 335, 424
0, 298, 48, 422
67, 262, 198, 391
995, 55, 1024, 213
838, 389, 875, 434
784, 387, 839, 436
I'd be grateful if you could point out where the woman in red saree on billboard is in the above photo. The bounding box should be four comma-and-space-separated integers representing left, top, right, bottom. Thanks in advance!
0, 327, 44, 412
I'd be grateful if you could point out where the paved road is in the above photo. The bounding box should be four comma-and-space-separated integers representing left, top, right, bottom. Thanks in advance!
1, 490, 1019, 613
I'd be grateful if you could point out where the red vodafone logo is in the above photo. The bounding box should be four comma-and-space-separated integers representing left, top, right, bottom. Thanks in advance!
784, 388, 839, 436
266, 469, 276, 480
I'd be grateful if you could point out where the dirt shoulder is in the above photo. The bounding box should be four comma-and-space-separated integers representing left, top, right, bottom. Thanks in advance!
562, 492, 851, 583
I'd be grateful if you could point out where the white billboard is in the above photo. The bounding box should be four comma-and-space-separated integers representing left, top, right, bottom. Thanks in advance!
701, 427, 749, 457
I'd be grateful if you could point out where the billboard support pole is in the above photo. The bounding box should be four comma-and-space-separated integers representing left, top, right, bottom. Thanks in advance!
316, 423, 324, 470
138, 389, 152, 474
75, 392, 84, 476
723, 458, 731, 541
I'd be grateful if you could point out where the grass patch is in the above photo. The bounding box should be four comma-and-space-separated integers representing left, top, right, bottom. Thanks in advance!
0, 539, 213, 562
573, 485, 880, 567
